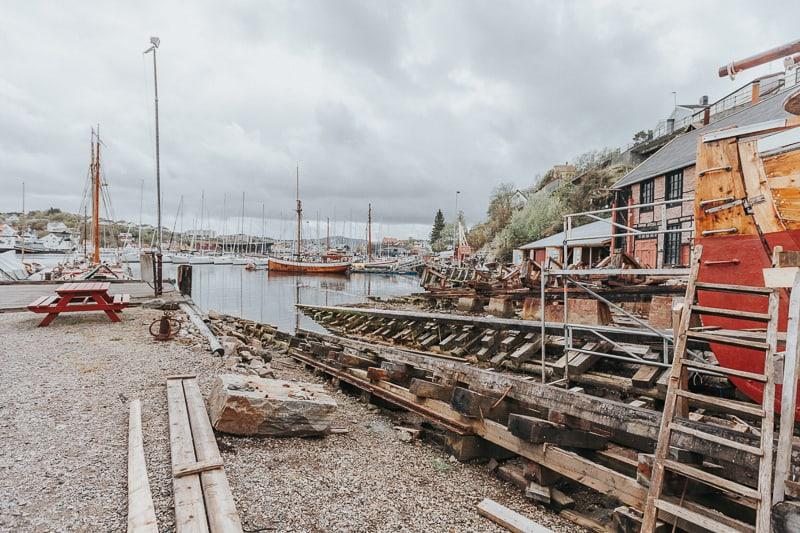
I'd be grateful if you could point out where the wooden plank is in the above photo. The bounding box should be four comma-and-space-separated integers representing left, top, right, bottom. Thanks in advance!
166, 380, 209, 533
127, 399, 158, 533
774, 272, 800, 503
476, 498, 554, 533
739, 139, 784, 234
508, 414, 607, 450
173, 459, 225, 478
631, 365, 662, 388
182, 378, 243, 533
654, 498, 743, 533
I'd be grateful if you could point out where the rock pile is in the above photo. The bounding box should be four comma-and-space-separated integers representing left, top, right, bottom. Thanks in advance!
205, 311, 279, 378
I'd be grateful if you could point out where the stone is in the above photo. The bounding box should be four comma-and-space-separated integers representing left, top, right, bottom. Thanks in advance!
457, 297, 484, 313
209, 374, 337, 437
207, 309, 221, 320
222, 356, 241, 370
486, 297, 514, 318
256, 349, 273, 362
249, 338, 263, 350
255, 366, 276, 379
141, 298, 166, 309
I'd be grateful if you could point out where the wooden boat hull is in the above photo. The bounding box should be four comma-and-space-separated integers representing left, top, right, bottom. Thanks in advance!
694, 122, 800, 418
267, 257, 350, 274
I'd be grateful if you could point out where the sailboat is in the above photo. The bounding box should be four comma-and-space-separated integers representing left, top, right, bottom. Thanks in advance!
268, 166, 350, 274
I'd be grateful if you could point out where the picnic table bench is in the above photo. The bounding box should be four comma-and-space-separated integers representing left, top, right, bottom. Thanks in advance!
27, 282, 130, 327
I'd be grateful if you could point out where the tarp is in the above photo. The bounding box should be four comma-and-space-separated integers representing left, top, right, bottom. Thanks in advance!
0, 250, 28, 280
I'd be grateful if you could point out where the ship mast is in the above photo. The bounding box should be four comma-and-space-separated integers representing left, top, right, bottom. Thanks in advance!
295, 164, 302, 258
367, 203, 372, 261
91, 127, 101, 264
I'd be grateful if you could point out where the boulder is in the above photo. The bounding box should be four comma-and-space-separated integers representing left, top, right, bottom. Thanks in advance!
207, 309, 221, 320
209, 374, 337, 437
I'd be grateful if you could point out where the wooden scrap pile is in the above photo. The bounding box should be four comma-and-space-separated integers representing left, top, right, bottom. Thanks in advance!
256, 325, 799, 532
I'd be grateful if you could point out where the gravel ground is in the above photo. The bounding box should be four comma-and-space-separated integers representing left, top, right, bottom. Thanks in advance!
0, 308, 580, 532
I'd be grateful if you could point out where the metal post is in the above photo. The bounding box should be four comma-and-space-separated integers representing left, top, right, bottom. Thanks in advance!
540, 262, 546, 384
145, 37, 163, 296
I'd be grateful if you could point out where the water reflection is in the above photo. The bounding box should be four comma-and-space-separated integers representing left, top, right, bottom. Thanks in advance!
190, 266, 419, 332
28, 255, 418, 332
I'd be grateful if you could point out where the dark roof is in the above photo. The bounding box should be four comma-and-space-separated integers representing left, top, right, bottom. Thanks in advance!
613, 85, 796, 189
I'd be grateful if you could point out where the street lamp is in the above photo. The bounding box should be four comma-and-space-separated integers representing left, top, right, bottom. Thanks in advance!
454, 190, 461, 252
144, 36, 163, 295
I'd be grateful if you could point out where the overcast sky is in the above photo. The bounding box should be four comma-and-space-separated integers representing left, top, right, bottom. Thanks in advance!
1, 1, 798, 240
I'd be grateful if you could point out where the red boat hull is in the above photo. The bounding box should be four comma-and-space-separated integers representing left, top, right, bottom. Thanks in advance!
697, 230, 799, 419
267, 257, 350, 274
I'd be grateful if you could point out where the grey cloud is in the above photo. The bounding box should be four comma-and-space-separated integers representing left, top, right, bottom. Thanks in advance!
1, 1, 798, 239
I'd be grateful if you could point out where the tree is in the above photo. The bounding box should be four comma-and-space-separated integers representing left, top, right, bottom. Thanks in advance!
430, 209, 445, 244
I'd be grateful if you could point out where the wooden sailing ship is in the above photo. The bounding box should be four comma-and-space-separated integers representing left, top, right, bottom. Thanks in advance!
267, 166, 350, 274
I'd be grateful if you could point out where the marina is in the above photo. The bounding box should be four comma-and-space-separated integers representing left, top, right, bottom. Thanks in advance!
3, 8, 800, 533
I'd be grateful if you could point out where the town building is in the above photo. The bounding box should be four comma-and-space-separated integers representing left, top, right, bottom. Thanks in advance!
514, 218, 613, 266
611, 71, 799, 268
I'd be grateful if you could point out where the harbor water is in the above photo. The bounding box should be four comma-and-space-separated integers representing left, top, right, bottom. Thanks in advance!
29, 254, 420, 332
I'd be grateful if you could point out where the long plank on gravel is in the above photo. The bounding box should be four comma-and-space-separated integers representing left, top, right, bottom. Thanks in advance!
166, 379, 209, 533
477, 498, 554, 533
182, 378, 243, 533
128, 399, 158, 533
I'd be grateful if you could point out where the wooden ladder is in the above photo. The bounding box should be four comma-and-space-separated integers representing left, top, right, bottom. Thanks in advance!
641, 244, 779, 533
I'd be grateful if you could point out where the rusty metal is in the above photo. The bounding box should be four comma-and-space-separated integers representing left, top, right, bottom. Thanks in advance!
149, 311, 181, 340
719, 38, 800, 78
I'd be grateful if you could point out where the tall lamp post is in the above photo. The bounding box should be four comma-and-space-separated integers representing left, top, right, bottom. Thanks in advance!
144, 36, 163, 295
454, 190, 461, 254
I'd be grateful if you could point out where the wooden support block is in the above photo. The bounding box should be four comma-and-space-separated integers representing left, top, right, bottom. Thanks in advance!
508, 414, 607, 450
451, 387, 510, 422
497, 463, 529, 492
552, 342, 605, 375
445, 433, 516, 461
631, 365, 662, 388
128, 399, 159, 533
509, 339, 542, 364
522, 460, 561, 486
476, 498, 554, 533
172, 459, 224, 478
613, 506, 669, 533
408, 378, 454, 402
524, 480, 551, 504
549, 488, 574, 511
560, 510, 607, 533
337, 352, 376, 369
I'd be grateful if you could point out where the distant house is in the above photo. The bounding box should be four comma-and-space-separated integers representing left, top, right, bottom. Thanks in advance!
46, 221, 69, 234
611, 73, 799, 268
514, 218, 614, 266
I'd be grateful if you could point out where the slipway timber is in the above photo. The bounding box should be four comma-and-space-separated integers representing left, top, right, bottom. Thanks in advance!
218, 289, 800, 532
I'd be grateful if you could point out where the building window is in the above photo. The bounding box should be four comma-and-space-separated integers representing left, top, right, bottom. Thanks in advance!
663, 222, 682, 265
639, 179, 654, 212
634, 223, 658, 240
665, 170, 683, 202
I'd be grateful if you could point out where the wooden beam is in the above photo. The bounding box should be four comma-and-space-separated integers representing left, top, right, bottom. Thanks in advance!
181, 379, 243, 533
476, 498, 554, 533
127, 399, 158, 533
166, 380, 209, 533
299, 329, 787, 473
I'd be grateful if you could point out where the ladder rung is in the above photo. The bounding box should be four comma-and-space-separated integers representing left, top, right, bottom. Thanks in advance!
694, 282, 773, 295
680, 359, 768, 382
686, 331, 769, 350
670, 422, 763, 456
663, 459, 761, 500
654, 498, 754, 533
690, 305, 771, 322
673, 389, 766, 418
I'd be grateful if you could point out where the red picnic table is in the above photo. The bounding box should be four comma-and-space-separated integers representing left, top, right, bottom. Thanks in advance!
27, 282, 130, 327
